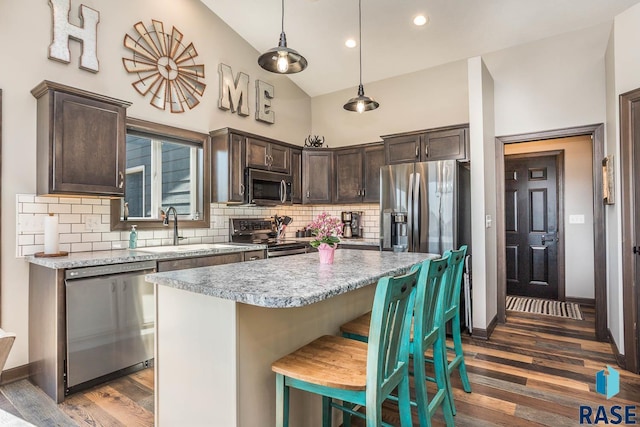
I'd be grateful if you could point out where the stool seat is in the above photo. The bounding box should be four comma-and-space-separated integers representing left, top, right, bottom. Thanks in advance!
340, 312, 371, 341
272, 335, 368, 391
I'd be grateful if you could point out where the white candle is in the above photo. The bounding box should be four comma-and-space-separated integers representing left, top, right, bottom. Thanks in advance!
43, 213, 59, 254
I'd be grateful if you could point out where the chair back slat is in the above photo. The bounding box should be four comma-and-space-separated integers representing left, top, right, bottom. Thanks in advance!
366, 268, 418, 397
413, 257, 449, 349
442, 246, 468, 316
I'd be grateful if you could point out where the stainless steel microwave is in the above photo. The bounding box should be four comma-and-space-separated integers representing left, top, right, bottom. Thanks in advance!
246, 169, 292, 206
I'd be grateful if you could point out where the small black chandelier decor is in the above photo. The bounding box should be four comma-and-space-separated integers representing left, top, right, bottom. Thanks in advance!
258, 0, 308, 74
344, 0, 379, 113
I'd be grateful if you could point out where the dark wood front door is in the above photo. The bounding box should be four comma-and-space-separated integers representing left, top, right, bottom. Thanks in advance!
505, 154, 560, 299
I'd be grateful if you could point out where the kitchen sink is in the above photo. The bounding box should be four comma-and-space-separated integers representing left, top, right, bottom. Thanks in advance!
136, 243, 240, 253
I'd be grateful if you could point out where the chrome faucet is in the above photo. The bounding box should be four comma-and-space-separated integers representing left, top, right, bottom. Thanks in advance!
162, 206, 181, 245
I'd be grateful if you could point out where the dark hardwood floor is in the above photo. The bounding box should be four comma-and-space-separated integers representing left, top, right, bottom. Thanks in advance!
0, 306, 638, 426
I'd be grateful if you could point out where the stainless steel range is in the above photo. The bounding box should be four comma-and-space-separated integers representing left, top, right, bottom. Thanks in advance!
230, 218, 308, 258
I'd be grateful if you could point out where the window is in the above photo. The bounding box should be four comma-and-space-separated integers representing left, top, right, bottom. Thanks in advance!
110, 118, 210, 230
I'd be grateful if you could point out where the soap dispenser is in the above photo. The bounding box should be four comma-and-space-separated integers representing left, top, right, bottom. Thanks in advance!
129, 225, 138, 249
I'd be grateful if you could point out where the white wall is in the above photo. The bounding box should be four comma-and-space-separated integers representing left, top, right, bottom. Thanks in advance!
311, 60, 469, 147
468, 57, 496, 330
0, 0, 312, 369
505, 136, 595, 299
604, 1, 640, 356
482, 23, 610, 137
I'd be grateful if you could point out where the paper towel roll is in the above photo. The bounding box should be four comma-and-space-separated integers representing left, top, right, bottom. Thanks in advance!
44, 214, 59, 255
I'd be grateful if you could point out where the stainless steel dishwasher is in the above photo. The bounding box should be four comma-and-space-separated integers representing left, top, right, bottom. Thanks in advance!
64, 260, 156, 394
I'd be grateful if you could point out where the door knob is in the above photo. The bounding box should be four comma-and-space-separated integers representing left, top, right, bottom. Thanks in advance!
541, 234, 558, 244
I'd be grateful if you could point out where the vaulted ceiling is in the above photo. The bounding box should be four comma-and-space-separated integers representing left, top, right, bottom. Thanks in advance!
201, 0, 640, 97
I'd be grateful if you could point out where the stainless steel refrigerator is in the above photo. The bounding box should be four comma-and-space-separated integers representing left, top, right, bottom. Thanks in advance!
380, 160, 471, 255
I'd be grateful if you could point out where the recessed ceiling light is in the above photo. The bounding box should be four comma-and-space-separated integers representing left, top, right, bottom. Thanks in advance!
413, 15, 428, 26
345, 38, 357, 48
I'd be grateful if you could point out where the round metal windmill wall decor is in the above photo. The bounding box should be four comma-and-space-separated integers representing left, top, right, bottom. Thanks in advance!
122, 20, 206, 113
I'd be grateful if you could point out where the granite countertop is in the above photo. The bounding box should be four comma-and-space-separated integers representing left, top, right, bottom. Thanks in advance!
146, 250, 438, 308
26, 243, 267, 269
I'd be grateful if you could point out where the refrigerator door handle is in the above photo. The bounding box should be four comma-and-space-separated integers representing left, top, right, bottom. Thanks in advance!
408, 172, 415, 251
413, 172, 421, 251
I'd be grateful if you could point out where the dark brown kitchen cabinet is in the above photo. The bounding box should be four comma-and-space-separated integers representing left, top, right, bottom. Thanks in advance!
303, 149, 332, 204
333, 148, 363, 203
210, 129, 246, 203
211, 128, 300, 204
384, 134, 421, 165
421, 127, 467, 161
31, 81, 131, 196
383, 124, 468, 164
362, 144, 385, 202
333, 143, 384, 203
246, 137, 290, 173
291, 148, 303, 204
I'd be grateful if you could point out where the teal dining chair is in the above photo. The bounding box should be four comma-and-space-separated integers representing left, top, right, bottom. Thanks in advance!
271, 267, 419, 427
340, 257, 455, 427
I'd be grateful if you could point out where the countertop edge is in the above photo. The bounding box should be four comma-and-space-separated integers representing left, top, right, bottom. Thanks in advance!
26, 244, 268, 269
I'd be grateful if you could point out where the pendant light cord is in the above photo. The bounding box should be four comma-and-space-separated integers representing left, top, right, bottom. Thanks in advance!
358, 0, 363, 86
281, 0, 285, 33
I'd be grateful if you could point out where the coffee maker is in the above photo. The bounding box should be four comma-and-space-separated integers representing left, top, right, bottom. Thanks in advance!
342, 211, 363, 238
341, 212, 353, 238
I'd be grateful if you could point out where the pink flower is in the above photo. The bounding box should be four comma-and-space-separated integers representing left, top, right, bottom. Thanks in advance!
306, 212, 343, 248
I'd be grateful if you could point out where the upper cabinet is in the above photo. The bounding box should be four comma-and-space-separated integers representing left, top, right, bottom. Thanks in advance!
383, 124, 469, 165
210, 128, 298, 204
333, 143, 384, 204
32, 81, 131, 196
290, 148, 303, 204
246, 137, 290, 173
210, 129, 247, 204
303, 149, 332, 204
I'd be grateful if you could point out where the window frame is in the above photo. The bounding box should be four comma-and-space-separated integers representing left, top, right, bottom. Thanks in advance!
110, 117, 210, 231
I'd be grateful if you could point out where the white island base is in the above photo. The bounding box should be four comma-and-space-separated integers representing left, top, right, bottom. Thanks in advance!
155, 283, 376, 427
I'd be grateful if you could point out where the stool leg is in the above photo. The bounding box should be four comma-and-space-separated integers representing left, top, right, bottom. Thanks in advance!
434, 337, 455, 426
275, 374, 289, 427
342, 401, 352, 427
397, 372, 413, 427
412, 347, 432, 427
322, 396, 332, 427
452, 313, 471, 393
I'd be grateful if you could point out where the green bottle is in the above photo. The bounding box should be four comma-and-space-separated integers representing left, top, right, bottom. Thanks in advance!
129, 225, 138, 249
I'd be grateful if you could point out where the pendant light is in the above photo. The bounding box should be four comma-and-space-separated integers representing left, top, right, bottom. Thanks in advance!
258, 0, 308, 74
344, 0, 379, 113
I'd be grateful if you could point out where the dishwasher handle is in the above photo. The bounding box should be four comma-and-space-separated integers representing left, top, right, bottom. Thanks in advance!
65, 260, 157, 280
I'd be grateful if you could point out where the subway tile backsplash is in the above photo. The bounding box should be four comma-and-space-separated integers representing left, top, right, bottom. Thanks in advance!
16, 195, 380, 257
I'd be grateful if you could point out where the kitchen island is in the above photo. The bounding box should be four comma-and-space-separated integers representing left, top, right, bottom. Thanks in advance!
146, 249, 438, 427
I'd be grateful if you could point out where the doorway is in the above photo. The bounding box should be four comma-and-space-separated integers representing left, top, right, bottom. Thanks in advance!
505, 152, 563, 300
619, 88, 640, 373
495, 124, 607, 341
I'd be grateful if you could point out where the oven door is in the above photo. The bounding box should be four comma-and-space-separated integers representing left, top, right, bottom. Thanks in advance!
267, 244, 308, 258
247, 169, 292, 206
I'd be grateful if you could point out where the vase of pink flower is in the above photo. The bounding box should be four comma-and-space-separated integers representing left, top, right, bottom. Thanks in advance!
306, 212, 343, 264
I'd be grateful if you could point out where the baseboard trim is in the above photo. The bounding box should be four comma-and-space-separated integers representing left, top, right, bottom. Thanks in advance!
566, 297, 595, 307
472, 314, 498, 340
1, 364, 29, 386
607, 328, 626, 370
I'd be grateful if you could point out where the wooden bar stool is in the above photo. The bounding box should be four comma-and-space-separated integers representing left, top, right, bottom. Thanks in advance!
440, 245, 471, 414
340, 257, 455, 427
271, 268, 419, 427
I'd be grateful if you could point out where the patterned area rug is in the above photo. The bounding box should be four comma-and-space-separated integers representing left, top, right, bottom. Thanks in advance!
506, 296, 583, 320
